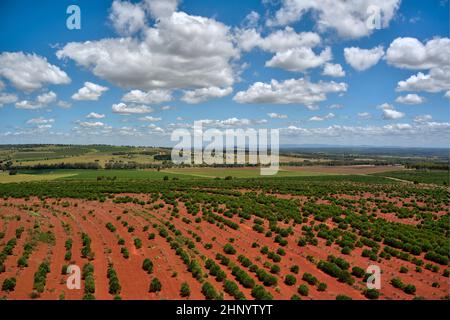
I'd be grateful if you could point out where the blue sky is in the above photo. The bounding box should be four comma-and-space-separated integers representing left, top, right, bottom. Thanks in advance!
0, 0, 449, 147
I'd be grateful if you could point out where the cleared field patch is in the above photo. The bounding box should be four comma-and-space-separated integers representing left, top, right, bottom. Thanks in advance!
284, 165, 404, 175
0, 170, 191, 183
162, 167, 331, 178
59, 169, 190, 180
0, 172, 77, 183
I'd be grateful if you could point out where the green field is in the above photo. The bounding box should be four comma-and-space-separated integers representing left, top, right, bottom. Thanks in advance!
0, 167, 334, 183
162, 167, 332, 178
372, 170, 449, 185
4, 169, 189, 181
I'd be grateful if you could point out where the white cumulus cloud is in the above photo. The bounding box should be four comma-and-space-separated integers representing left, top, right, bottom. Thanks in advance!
395, 93, 425, 105
233, 78, 347, 109
322, 63, 345, 77
122, 89, 172, 104
72, 82, 108, 101
86, 112, 106, 119
386, 37, 450, 70
181, 87, 232, 104
266, 0, 401, 39
344, 46, 385, 71
112, 102, 154, 114
0, 52, 70, 92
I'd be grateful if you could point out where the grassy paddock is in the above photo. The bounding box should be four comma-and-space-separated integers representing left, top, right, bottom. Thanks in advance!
162, 167, 332, 178
0, 172, 77, 183
372, 170, 449, 185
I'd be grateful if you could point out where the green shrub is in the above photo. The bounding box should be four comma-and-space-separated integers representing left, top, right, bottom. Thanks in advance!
336, 294, 352, 300
298, 284, 309, 296
390, 277, 404, 289
284, 274, 297, 286
365, 289, 380, 300
223, 280, 245, 300
2, 277, 16, 292
149, 278, 162, 293
351, 266, 365, 278
134, 238, 142, 249
302, 272, 318, 286
317, 282, 327, 292
142, 258, 154, 274
201, 282, 219, 300
403, 284, 416, 295
251, 285, 273, 300
223, 243, 236, 255
180, 282, 190, 298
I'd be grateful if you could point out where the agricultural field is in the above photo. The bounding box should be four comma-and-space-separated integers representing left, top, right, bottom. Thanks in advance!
372, 170, 449, 186
162, 167, 332, 178
0, 176, 448, 300
0, 165, 402, 183
0, 145, 168, 168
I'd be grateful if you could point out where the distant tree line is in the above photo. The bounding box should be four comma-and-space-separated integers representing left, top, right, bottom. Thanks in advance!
0, 162, 101, 170
404, 163, 449, 170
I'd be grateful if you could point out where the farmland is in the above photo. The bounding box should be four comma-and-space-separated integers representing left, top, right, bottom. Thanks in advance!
0, 175, 448, 300
372, 170, 449, 186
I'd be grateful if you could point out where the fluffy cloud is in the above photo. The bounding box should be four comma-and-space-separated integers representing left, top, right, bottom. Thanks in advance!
0, 52, 70, 92
147, 124, 165, 133
236, 27, 328, 72
242, 11, 260, 29
267, 113, 287, 119
26, 117, 55, 125
0, 93, 18, 107
387, 38, 450, 94
181, 87, 233, 104
112, 102, 154, 114
378, 103, 405, 120
344, 46, 385, 71
139, 116, 161, 122
309, 113, 335, 121
322, 63, 345, 77
386, 37, 450, 69
15, 100, 40, 110
233, 78, 347, 108
57, 11, 238, 91
382, 109, 405, 120
122, 89, 172, 104
358, 112, 372, 119
396, 66, 450, 93
445, 91, 450, 99
77, 121, 110, 128
414, 114, 432, 123
237, 27, 321, 53
281, 121, 450, 146
109, 0, 146, 36
36, 91, 57, 105
72, 82, 108, 101
197, 118, 259, 128
15, 91, 57, 109
267, 0, 401, 39
144, 0, 179, 19
266, 47, 332, 72
57, 100, 72, 109
395, 93, 425, 105
86, 112, 106, 119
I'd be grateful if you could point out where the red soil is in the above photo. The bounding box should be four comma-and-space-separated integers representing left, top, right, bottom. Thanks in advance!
0, 192, 447, 301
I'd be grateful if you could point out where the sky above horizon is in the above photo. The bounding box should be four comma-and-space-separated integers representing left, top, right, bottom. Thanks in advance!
0, 0, 449, 147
